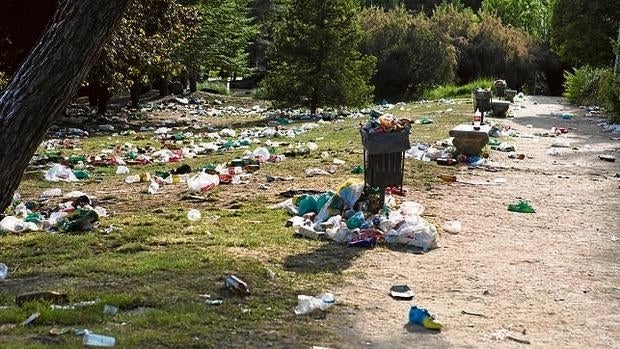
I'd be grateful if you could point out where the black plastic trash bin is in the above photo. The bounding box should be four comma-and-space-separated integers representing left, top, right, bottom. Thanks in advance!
360, 125, 411, 207
494, 79, 507, 98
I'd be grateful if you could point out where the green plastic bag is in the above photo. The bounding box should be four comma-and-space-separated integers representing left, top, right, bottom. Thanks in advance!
507, 200, 535, 213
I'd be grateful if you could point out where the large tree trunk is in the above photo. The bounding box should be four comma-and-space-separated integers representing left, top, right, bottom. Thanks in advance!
0, 0, 131, 213
158, 71, 169, 97
189, 71, 197, 93
130, 81, 140, 107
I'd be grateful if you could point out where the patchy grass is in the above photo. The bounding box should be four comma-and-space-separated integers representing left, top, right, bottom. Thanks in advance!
1, 98, 471, 347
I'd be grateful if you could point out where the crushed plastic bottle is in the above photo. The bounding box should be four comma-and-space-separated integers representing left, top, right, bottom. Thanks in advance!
0, 263, 8, 280
83, 331, 116, 347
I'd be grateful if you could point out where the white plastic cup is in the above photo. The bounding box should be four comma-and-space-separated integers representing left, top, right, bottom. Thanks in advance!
187, 209, 201, 222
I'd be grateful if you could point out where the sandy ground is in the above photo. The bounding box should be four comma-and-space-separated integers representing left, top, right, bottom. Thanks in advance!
327, 96, 620, 348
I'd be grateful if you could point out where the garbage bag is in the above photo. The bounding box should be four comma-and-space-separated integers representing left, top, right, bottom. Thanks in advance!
314, 195, 345, 224
45, 164, 78, 182
385, 218, 438, 251
399, 201, 425, 217
187, 173, 220, 193
296, 192, 333, 215
337, 179, 364, 209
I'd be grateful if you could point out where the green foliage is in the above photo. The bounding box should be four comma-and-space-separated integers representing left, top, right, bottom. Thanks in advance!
482, 0, 556, 44
563, 66, 608, 105
262, 0, 376, 113
197, 80, 230, 95
182, 0, 258, 78
89, 0, 200, 92
359, 6, 456, 100
424, 77, 494, 99
563, 66, 620, 121
552, 0, 620, 67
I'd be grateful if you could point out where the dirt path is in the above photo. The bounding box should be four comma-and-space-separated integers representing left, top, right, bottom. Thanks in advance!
329, 96, 620, 348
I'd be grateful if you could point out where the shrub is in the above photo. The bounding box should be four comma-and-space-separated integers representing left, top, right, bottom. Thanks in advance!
359, 6, 456, 101
197, 81, 230, 95
424, 78, 494, 99
562, 66, 608, 105
563, 66, 620, 122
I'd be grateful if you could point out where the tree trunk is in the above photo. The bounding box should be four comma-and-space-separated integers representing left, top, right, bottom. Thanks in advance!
130, 81, 140, 107
158, 72, 169, 97
180, 70, 188, 90
88, 79, 99, 107
189, 71, 197, 92
0, 0, 131, 213
97, 85, 110, 114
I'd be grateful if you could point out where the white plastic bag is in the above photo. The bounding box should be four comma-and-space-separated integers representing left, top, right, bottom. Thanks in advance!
386, 218, 438, 251
116, 166, 130, 175
399, 201, 425, 217
294, 293, 335, 315
187, 173, 220, 193
252, 147, 271, 161
45, 164, 78, 182
0, 216, 26, 233
40, 188, 62, 198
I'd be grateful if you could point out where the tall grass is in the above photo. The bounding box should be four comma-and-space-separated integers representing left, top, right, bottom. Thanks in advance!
423, 78, 494, 99
197, 80, 229, 95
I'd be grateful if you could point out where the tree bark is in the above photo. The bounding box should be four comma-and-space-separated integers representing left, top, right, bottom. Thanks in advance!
189, 71, 197, 93
158, 71, 169, 97
0, 0, 131, 213
130, 80, 140, 107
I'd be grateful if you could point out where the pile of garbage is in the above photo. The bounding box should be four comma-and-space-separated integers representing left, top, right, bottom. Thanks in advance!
0, 191, 105, 234
274, 179, 439, 251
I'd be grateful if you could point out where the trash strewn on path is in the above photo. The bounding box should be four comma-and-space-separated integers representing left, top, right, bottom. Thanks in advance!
507, 200, 536, 213
408, 305, 442, 330
389, 285, 414, 300
224, 275, 250, 296
0, 263, 8, 280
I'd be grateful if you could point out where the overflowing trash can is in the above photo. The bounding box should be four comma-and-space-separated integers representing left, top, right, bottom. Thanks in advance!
494, 79, 507, 98
473, 88, 492, 122
360, 122, 411, 208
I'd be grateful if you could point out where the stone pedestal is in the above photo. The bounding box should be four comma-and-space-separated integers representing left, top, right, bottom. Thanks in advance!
492, 100, 510, 117
449, 124, 491, 156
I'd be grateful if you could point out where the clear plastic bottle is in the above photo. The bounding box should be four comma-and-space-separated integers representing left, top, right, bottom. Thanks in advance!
83, 331, 116, 347
473, 109, 482, 130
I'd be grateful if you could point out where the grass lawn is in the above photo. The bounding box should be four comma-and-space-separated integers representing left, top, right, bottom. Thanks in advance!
0, 97, 472, 348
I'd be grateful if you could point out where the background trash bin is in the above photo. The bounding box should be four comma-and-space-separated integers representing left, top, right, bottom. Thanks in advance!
494, 79, 507, 98
360, 125, 410, 208
473, 89, 492, 123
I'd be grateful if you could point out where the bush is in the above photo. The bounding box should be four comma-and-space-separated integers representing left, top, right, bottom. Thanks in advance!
563, 66, 620, 122
197, 81, 230, 95
359, 6, 455, 101
424, 78, 494, 99
563, 66, 608, 105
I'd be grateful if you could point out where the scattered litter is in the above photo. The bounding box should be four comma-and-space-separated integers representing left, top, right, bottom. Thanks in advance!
294, 293, 335, 315
20, 312, 40, 326
83, 331, 116, 347
490, 328, 530, 344
507, 200, 536, 213
546, 148, 562, 156
205, 299, 223, 305
305, 168, 331, 177
462, 310, 487, 317
103, 305, 118, 316
187, 209, 201, 222
115, 166, 130, 175
551, 139, 571, 148
598, 154, 616, 162
389, 285, 414, 300
40, 188, 62, 198
408, 305, 442, 330
0, 263, 8, 280
224, 275, 250, 296
442, 220, 461, 234
45, 164, 78, 182
16, 291, 68, 306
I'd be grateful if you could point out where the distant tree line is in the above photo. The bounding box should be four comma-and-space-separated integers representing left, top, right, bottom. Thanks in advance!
0, 0, 618, 112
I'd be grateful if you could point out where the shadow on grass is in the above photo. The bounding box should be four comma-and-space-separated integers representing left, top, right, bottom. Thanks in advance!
282, 242, 365, 274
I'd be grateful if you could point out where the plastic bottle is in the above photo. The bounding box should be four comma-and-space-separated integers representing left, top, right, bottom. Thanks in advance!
473, 109, 482, 130
83, 331, 116, 347
0, 263, 8, 280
